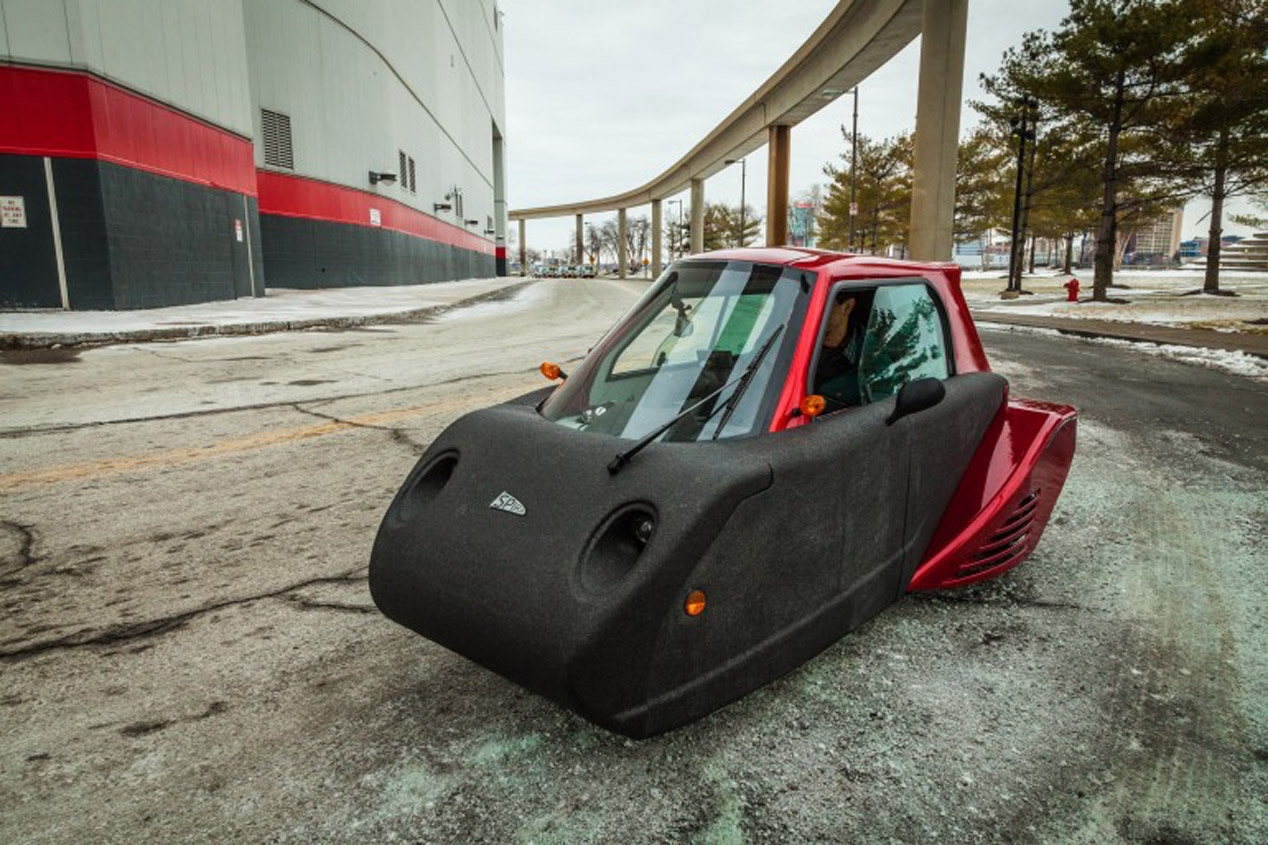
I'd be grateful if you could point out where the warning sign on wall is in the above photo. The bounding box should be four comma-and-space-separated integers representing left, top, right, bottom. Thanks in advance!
1, 196, 26, 228
235, 219, 244, 242
369, 208, 382, 227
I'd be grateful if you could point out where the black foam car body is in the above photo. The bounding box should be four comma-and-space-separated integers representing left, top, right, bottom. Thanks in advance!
370, 248, 1077, 738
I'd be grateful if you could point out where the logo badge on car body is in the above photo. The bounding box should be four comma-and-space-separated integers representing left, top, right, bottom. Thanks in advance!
490, 492, 526, 516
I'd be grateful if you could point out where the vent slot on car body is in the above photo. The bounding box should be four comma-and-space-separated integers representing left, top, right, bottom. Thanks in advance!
577, 505, 656, 594
955, 490, 1040, 579
393, 453, 458, 524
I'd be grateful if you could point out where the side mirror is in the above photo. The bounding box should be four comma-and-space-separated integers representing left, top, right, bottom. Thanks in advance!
886, 377, 945, 425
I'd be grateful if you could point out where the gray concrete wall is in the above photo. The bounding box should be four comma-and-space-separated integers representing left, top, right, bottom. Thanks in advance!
0, 0, 254, 137
243, 0, 506, 235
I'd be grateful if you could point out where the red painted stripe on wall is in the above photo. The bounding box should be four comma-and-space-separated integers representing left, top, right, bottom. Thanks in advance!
256, 171, 494, 256
496, 246, 507, 259
0, 64, 256, 195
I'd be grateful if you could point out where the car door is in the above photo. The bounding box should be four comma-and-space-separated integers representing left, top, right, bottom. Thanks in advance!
853, 282, 1006, 590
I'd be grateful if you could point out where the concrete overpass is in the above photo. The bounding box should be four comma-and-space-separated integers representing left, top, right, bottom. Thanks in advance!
509, 0, 968, 277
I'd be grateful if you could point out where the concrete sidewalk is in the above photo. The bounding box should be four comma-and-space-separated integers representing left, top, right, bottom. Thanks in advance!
972, 311, 1268, 360
0, 277, 530, 349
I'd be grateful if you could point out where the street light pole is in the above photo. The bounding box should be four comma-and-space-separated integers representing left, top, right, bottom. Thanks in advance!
849, 86, 859, 252
667, 199, 683, 260
1008, 97, 1037, 293
725, 158, 748, 246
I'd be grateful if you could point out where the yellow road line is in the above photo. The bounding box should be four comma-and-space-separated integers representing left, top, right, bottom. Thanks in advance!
2, 404, 437, 492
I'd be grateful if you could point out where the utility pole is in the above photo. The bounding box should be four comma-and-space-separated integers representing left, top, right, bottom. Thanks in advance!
1007, 97, 1037, 293
848, 86, 859, 251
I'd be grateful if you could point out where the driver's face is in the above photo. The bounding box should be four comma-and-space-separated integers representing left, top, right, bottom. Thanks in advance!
824, 296, 856, 348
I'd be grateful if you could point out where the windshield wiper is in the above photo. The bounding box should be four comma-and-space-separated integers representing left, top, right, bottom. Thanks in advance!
607, 325, 785, 475
710, 324, 784, 440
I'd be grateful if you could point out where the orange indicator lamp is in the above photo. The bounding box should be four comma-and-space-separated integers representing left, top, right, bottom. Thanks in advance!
685, 589, 707, 617
540, 361, 567, 381
799, 394, 826, 419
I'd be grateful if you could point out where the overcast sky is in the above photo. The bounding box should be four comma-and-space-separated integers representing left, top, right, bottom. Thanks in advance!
500, 0, 1241, 254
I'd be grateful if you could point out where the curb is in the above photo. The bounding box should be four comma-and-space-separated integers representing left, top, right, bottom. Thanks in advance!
0, 282, 535, 351
973, 314, 1268, 361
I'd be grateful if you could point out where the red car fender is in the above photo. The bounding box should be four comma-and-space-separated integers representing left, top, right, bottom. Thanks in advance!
908, 398, 1077, 591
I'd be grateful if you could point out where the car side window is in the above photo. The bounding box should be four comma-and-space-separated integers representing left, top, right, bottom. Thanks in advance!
857, 284, 949, 403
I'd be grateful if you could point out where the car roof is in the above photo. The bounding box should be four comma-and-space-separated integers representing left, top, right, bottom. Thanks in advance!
690, 246, 961, 277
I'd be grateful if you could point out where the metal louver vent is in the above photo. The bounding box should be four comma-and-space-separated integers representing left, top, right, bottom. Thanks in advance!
399, 150, 407, 186
408, 156, 416, 193
261, 109, 293, 169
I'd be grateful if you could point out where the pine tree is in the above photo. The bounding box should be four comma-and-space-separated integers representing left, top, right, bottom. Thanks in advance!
818, 132, 913, 255
980, 0, 1193, 300
1169, 0, 1268, 292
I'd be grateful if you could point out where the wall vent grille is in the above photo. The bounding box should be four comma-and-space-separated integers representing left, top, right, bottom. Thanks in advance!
408, 156, 416, 193
262, 109, 293, 169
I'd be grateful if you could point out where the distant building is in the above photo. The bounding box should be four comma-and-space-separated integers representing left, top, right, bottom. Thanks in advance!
1128, 208, 1184, 259
1, 1, 507, 310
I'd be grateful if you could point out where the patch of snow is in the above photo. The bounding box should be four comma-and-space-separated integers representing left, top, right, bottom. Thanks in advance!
978, 322, 1268, 382
0, 277, 515, 336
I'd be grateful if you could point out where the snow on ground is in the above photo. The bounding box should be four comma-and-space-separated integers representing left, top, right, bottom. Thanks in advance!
979, 321, 1268, 382
961, 268, 1268, 332
0, 277, 513, 336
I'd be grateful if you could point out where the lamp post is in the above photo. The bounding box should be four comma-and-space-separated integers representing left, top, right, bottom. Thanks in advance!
668, 199, 683, 259
1007, 97, 1038, 293
725, 158, 747, 246
848, 86, 859, 251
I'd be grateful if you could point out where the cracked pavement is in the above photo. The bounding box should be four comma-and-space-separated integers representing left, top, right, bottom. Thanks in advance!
1, 279, 1266, 844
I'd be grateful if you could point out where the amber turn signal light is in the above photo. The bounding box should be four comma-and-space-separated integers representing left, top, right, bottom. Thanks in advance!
540, 361, 567, 381
685, 589, 707, 617
799, 394, 826, 418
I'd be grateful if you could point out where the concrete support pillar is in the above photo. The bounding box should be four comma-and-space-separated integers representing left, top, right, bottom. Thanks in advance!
651, 199, 663, 277
618, 208, 628, 279
689, 178, 704, 254
518, 218, 527, 276
575, 213, 584, 265
766, 125, 790, 246
908, 0, 968, 261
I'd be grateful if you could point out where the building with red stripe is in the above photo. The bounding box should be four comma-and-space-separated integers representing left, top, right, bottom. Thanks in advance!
0, 0, 507, 310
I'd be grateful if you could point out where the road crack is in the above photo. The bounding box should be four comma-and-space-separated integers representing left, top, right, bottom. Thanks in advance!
0, 569, 369, 662
0, 521, 40, 579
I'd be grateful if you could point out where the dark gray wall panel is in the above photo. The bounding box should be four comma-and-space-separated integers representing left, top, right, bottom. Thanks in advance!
259, 214, 494, 289
0, 155, 63, 308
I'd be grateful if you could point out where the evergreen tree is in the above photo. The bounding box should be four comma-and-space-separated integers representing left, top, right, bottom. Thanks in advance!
980, 0, 1193, 300
1169, 0, 1268, 292
818, 132, 913, 255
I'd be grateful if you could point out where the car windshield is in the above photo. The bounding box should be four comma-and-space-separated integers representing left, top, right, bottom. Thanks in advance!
540, 260, 808, 442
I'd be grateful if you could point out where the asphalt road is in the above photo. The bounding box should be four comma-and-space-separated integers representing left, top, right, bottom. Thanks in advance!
1, 280, 1265, 844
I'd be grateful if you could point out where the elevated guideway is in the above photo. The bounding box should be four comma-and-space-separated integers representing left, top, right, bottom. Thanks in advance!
510, 0, 968, 276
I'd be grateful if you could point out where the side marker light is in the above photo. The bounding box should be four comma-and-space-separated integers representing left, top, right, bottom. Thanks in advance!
685, 589, 706, 617
540, 361, 567, 381
799, 395, 826, 419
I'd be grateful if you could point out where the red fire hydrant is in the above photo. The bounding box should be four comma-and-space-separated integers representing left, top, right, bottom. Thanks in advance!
1063, 277, 1080, 302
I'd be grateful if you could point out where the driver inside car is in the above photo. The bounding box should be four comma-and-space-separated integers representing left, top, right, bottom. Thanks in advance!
814, 290, 870, 410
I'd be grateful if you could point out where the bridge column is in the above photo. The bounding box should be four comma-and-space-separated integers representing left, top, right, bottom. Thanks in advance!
766, 125, 790, 246
618, 208, 628, 279
575, 213, 584, 266
518, 218, 526, 276
909, 0, 968, 261
690, 178, 704, 254
651, 199, 663, 277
